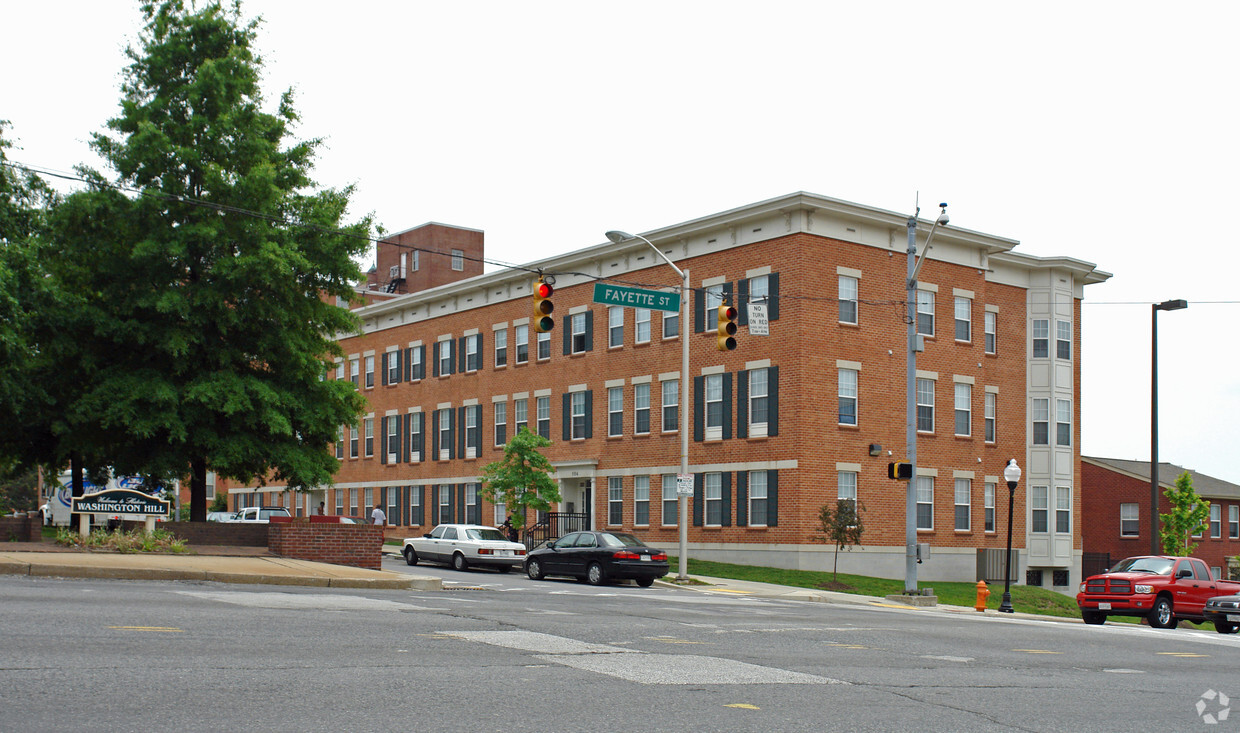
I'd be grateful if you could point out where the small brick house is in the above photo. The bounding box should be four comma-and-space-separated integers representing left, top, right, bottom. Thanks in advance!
1082, 456, 1240, 579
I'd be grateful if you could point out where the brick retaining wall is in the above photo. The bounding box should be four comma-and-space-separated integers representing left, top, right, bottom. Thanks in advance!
0, 515, 41, 542
146, 522, 270, 547
268, 522, 384, 570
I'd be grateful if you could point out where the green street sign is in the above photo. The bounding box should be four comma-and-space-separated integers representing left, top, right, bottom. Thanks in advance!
592, 283, 681, 313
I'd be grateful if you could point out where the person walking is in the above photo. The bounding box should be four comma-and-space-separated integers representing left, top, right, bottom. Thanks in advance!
371, 503, 386, 526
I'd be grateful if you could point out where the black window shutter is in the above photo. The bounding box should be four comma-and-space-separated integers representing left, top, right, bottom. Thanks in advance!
457, 484, 466, 524
394, 349, 402, 383
769, 366, 779, 436
457, 407, 465, 458
722, 472, 732, 527
400, 413, 408, 463
694, 288, 705, 333
430, 410, 438, 458
379, 417, 387, 464
471, 406, 481, 451
693, 376, 704, 443
767, 470, 778, 526
768, 273, 780, 321
563, 317, 571, 355
737, 370, 749, 439
722, 281, 734, 308
562, 393, 571, 441
447, 484, 455, 522
417, 485, 426, 525
584, 390, 593, 439
737, 471, 748, 527
737, 278, 750, 326
478, 332, 486, 370
693, 473, 703, 527
458, 336, 466, 373
432, 342, 440, 377
381, 353, 389, 386
584, 310, 593, 352
722, 372, 733, 440
418, 345, 427, 380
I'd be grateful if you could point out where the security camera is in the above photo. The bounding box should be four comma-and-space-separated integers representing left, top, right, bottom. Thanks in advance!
936, 203, 949, 227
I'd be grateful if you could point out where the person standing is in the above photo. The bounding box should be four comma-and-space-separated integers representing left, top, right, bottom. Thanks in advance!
316, 501, 326, 515
371, 503, 386, 526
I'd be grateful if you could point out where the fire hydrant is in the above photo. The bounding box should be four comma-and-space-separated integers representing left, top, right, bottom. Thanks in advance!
975, 580, 990, 612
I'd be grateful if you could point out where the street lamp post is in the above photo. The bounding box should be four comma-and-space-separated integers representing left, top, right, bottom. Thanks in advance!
998, 458, 1021, 613
1150, 298, 1187, 555
605, 230, 691, 580
904, 201, 949, 594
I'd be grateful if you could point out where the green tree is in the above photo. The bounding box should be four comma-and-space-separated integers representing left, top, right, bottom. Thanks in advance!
1160, 471, 1210, 556
479, 427, 561, 529
813, 498, 865, 580
57, 0, 371, 520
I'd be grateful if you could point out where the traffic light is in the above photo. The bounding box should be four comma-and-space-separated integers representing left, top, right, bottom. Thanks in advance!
716, 304, 738, 351
888, 461, 913, 480
533, 278, 555, 333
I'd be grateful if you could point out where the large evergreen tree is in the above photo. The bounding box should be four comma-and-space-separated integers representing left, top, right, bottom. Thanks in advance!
61, 0, 370, 519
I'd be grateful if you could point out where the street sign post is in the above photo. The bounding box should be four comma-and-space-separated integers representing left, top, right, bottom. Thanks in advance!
676, 473, 694, 496
592, 283, 680, 313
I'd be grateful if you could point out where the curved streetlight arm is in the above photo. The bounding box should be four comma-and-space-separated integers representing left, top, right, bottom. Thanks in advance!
606, 230, 684, 280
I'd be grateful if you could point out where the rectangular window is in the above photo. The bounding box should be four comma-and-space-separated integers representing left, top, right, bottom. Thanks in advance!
571, 313, 587, 353
451, 249, 464, 271
916, 289, 934, 336
704, 472, 722, 526
954, 383, 971, 436
608, 386, 623, 437
838, 275, 858, 325
386, 351, 400, 384
634, 383, 650, 435
1033, 319, 1049, 358
663, 308, 679, 339
748, 368, 769, 434
916, 378, 934, 433
364, 355, 375, 389
750, 470, 769, 527
495, 328, 507, 367
409, 413, 422, 462
494, 401, 507, 446
984, 482, 996, 532
412, 250, 419, 271
438, 409, 451, 459
410, 487, 422, 527
349, 424, 359, 458
438, 485, 452, 524
1231, 505, 1239, 539
515, 324, 529, 364
514, 398, 528, 434
466, 484, 478, 525
1193, 504, 1204, 538
1056, 321, 1071, 360
335, 425, 344, 460
438, 341, 453, 376
954, 296, 971, 342
386, 418, 398, 463
1055, 486, 1070, 534
1031, 486, 1049, 533
1033, 399, 1049, 445
493, 501, 505, 527
705, 374, 723, 433
349, 488, 358, 517
1056, 399, 1071, 446
662, 379, 679, 432
635, 308, 651, 344
838, 368, 857, 426
749, 274, 770, 309
634, 476, 650, 525
465, 334, 480, 372
608, 477, 623, 526
364, 418, 374, 457
335, 490, 344, 516
954, 478, 971, 531
387, 491, 397, 527
704, 284, 724, 312
411, 348, 423, 381
465, 406, 479, 459
916, 476, 934, 530
335, 360, 344, 380
662, 474, 678, 526
350, 358, 359, 386
1210, 503, 1221, 538
984, 311, 996, 354
836, 471, 857, 510
537, 395, 551, 439
537, 330, 551, 360
984, 392, 996, 443
570, 392, 585, 440
609, 306, 624, 348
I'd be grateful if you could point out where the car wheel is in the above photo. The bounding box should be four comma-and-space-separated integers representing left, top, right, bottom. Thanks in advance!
497, 565, 512, 574
636, 577, 654, 588
1214, 621, 1237, 634
1081, 610, 1105, 625
586, 562, 606, 586
526, 559, 543, 581
1149, 597, 1175, 629
403, 547, 418, 566
452, 553, 470, 572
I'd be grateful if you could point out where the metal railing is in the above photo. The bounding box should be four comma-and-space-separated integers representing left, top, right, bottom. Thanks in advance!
523, 512, 589, 549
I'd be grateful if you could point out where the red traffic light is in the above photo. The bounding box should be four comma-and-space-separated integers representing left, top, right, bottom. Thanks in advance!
535, 282, 554, 299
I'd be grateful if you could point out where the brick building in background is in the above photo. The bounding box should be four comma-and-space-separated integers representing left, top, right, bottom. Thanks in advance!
222, 192, 1110, 588
1081, 456, 1240, 580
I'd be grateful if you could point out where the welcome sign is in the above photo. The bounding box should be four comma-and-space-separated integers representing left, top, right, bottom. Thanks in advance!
72, 488, 169, 517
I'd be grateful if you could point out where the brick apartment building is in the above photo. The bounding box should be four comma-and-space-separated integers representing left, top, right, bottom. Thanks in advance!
222, 192, 1110, 588
1082, 456, 1240, 580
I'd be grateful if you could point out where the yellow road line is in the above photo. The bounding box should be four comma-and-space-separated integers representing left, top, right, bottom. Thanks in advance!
1013, 649, 1061, 654
107, 626, 183, 633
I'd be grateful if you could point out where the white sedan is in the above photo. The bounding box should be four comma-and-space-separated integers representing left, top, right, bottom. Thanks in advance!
402, 524, 527, 573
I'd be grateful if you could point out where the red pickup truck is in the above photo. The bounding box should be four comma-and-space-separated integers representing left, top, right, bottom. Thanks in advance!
1077, 555, 1240, 630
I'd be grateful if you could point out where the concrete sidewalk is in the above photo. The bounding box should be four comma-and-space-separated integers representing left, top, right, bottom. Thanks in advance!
0, 550, 439, 591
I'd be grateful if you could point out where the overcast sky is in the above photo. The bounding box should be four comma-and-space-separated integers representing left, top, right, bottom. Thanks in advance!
4, 1, 1238, 483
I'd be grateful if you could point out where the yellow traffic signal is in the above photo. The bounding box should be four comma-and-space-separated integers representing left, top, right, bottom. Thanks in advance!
533, 279, 555, 333
716, 304, 738, 351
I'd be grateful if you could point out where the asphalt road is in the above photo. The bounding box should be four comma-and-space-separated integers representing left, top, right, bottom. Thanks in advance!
4, 560, 1238, 732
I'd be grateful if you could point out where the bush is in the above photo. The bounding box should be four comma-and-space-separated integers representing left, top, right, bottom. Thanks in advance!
54, 527, 188, 553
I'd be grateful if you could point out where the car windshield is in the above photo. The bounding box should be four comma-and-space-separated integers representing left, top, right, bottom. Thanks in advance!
1109, 557, 1174, 575
599, 533, 646, 548
467, 528, 507, 541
